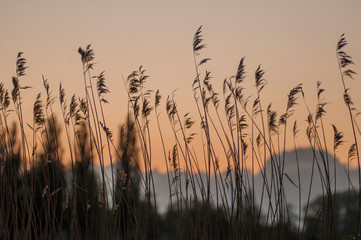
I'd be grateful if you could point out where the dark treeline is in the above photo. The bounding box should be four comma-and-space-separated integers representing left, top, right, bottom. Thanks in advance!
1, 28, 361, 239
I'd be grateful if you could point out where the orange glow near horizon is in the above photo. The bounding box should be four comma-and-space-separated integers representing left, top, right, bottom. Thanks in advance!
1, 1, 361, 174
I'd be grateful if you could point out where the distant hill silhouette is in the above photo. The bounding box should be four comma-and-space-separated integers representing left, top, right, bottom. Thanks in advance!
253, 148, 358, 217
89, 148, 359, 215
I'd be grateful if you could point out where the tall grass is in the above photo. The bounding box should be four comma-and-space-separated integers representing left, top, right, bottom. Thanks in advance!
0, 27, 360, 239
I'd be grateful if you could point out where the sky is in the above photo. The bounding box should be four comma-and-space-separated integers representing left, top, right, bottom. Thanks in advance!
1, 0, 361, 172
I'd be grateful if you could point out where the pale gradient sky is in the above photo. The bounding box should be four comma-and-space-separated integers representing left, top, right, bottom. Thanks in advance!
1, 0, 361, 172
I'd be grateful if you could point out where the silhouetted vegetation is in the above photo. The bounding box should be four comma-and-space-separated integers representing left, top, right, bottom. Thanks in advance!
1, 27, 361, 239
303, 190, 361, 240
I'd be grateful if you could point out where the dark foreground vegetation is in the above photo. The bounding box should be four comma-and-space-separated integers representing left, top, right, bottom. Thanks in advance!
1, 27, 361, 239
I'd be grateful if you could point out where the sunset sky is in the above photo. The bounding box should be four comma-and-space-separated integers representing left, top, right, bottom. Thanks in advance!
1, 0, 361, 172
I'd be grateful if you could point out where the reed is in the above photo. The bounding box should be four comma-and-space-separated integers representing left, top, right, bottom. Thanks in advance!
0, 28, 360, 240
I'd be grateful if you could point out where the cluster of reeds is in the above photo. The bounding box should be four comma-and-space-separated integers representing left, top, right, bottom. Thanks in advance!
0, 27, 360, 239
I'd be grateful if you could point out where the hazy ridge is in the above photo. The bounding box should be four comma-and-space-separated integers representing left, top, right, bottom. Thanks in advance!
90, 147, 358, 214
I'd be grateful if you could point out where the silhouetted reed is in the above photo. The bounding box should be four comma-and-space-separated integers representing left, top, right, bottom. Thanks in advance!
1, 28, 360, 240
